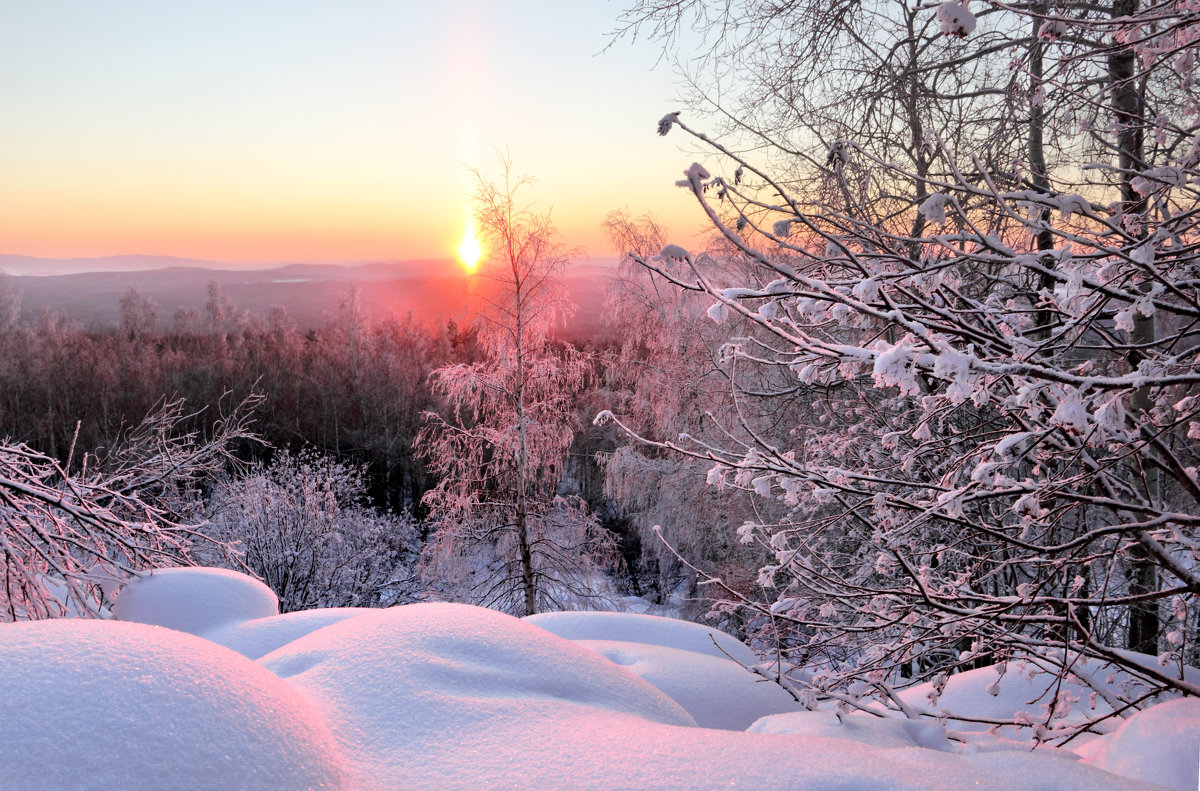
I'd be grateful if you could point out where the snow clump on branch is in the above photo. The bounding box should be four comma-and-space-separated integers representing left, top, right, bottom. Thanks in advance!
937, 2, 977, 37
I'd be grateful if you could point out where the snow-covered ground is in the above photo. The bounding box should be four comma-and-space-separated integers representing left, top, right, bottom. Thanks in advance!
2, 567, 1196, 790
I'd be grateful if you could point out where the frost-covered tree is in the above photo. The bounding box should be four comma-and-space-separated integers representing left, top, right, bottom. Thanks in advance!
596, 212, 779, 619
419, 164, 617, 616
602, 0, 1200, 738
204, 448, 418, 612
0, 395, 259, 620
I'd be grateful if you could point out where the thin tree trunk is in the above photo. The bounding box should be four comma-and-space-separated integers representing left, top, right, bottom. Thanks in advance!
1109, 0, 1160, 654
512, 234, 538, 617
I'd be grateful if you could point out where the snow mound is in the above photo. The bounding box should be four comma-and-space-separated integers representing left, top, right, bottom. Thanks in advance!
112, 566, 278, 635
525, 610, 759, 666
576, 638, 801, 730
1086, 697, 1200, 791
0, 619, 346, 791
256, 603, 1152, 790
258, 602, 696, 788
750, 710, 953, 752
897, 653, 1199, 741
204, 607, 370, 659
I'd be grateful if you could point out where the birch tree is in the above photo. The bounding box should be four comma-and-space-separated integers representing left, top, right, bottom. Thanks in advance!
419, 165, 617, 616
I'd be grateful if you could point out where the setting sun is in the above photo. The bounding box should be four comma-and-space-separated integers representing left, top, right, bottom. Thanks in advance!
458, 223, 483, 272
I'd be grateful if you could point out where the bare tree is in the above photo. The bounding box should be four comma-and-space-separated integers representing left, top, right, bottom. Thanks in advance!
597, 212, 780, 621
418, 163, 617, 616
600, 0, 1200, 740
0, 394, 260, 620
203, 448, 419, 612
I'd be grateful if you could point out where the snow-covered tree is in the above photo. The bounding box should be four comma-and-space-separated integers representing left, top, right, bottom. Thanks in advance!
596, 212, 779, 619
603, 0, 1200, 737
204, 448, 418, 612
0, 395, 259, 620
419, 164, 617, 616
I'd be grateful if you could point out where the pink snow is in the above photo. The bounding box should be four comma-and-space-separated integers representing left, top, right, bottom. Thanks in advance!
0, 618, 347, 790
0, 567, 1187, 790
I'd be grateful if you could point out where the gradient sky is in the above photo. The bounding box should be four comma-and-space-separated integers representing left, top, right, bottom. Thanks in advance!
0, 1, 704, 266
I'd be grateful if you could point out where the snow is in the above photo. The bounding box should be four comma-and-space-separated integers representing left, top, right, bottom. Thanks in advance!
1085, 697, 1200, 791
112, 565, 279, 635
525, 609, 761, 665
750, 710, 954, 751
573, 638, 802, 729
204, 607, 371, 660
0, 619, 346, 790
657, 243, 690, 262
257, 602, 696, 789
707, 300, 729, 322
3, 567, 1188, 790
936, 1, 977, 37
896, 652, 1200, 743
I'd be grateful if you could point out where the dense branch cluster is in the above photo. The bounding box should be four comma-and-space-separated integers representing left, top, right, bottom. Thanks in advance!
601, 0, 1200, 739
0, 396, 258, 619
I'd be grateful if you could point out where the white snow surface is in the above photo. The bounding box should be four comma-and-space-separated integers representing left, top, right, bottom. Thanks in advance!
1085, 697, 1200, 791
750, 710, 954, 751
574, 638, 802, 729
204, 607, 371, 659
3, 567, 1187, 790
897, 653, 1200, 742
525, 609, 761, 665
0, 619, 347, 791
112, 565, 278, 634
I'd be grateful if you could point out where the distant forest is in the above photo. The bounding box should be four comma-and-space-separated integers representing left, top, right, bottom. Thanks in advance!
0, 280, 496, 512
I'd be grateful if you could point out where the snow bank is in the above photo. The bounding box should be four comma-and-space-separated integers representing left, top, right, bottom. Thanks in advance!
9, 573, 1173, 791
204, 607, 370, 659
112, 566, 278, 635
897, 653, 1199, 742
525, 609, 760, 665
257, 603, 1154, 790
750, 710, 954, 751
258, 603, 696, 788
575, 638, 801, 729
0, 619, 346, 791
1086, 697, 1200, 791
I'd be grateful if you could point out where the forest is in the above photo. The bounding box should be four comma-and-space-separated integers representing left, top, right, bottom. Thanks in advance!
3, 0, 1200, 761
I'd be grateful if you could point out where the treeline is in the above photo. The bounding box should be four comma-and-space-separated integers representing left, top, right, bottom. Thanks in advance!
0, 282, 464, 514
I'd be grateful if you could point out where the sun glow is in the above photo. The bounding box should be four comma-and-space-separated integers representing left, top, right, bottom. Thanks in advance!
458, 223, 483, 273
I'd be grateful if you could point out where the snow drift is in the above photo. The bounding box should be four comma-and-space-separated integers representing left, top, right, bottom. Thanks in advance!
0, 619, 347, 790
2, 567, 1192, 790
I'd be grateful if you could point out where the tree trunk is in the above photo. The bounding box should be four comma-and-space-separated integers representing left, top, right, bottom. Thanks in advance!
1109, 0, 1160, 654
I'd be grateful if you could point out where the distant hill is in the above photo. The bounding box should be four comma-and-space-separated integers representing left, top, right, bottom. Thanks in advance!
0, 256, 618, 339
0, 254, 227, 277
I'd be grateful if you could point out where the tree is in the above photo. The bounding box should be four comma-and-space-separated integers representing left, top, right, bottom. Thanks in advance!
596, 212, 778, 621
0, 395, 260, 620
203, 448, 419, 612
418, 164, 617, 616
601, 0, 1200, 738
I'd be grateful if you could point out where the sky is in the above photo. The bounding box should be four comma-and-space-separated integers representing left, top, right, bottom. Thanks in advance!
0, 1, 704, 267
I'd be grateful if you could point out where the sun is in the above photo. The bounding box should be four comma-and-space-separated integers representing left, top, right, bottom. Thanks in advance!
458, 223, 483, 273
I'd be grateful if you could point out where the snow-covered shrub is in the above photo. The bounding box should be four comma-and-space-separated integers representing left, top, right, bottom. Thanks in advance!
0, 395, 258, 620
204, 448, 418, 612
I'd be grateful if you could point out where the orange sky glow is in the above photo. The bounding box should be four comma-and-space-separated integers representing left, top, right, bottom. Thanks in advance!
0, 2, 705, 269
